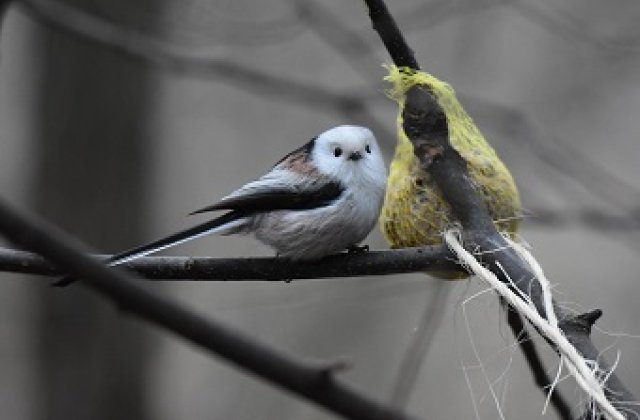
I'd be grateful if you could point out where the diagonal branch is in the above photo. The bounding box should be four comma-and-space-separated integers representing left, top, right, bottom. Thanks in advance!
0, 245, 459, 279
0, 198, 422, 420
361, 0, 639, 417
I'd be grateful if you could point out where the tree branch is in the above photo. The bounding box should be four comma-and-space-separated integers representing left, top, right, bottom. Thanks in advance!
0, 198, 422, 420
0, 245, 459, 280
364, 0, 419, 69
0, 0, 11, 35
362, 0, 639, 416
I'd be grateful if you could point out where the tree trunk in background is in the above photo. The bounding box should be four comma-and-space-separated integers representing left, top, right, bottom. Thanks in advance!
30, 2, 162, 419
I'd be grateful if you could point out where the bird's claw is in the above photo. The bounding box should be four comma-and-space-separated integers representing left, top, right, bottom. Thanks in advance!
347, 244, 369, 254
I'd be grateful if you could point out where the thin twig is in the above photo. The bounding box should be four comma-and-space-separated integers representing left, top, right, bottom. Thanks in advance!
12, 0, 354, 104
0, 246, 460, 279
0, 198, 422, 420
388, 284, 452, 409
0, 0, 11, 33
13, 0, 394, 150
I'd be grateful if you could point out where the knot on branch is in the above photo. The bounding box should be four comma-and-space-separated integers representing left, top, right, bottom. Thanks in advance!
560, 309, 603, 335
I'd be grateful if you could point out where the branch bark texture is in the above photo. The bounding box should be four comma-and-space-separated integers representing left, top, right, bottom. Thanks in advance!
0, 246, 459, 280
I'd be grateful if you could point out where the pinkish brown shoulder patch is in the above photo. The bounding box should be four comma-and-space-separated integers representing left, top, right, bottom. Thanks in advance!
279, 150, 322, 177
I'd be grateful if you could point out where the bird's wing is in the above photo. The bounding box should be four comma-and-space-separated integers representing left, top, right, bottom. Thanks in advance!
190, 170, 344, 215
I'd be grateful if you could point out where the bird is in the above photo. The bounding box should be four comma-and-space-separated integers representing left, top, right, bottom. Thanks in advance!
379, 66, 521, 278
55, 125, 387, 286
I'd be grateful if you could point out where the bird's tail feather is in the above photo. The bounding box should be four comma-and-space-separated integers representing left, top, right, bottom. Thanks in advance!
53, 211, 246, 287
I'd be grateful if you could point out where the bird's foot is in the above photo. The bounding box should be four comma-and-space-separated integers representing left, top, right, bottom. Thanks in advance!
274, 253, 293, 283
347, 244, 369, 254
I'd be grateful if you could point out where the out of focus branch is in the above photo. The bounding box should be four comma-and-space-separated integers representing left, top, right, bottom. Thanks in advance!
15, 0, 349, 105
0, 198, 421, 420
0, 0, 11, 33
510, 1, 640, 56
291, 0, 381, 79
13, 0, 393, 146
465, 97, 640, 213
0, 245, 459, 279
525, 207, 640, 231
362, 0, 639, 417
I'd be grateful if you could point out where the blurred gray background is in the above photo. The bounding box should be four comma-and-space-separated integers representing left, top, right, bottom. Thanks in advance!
1, 0, 640, 419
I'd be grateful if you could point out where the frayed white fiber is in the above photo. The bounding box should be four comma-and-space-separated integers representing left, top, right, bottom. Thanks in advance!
506, 237, 563, 414
504, 237, 613, 416
444, 230, 624, 420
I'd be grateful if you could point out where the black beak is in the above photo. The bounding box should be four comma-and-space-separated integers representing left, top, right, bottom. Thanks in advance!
348, 151, 363, 161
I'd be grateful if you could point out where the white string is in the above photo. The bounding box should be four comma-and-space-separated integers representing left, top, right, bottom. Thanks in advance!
444, 229, 624, 420
503, 238, 613, 417
506, 237, 564, 413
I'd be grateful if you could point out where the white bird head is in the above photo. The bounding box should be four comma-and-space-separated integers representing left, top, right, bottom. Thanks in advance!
311, 125, 387, 190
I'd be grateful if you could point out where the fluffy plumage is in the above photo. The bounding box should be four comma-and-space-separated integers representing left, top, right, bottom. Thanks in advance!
56, 125, 387, 285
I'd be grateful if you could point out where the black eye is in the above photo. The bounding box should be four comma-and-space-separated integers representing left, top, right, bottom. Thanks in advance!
365, 144, 371, 154
334, 147, 343, 157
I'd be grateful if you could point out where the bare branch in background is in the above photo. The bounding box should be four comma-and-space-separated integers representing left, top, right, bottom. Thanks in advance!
393, 0, 640, 57
510, 1, 640, 56
398, 0, 510, 34
0, 245, 459, 279
162, 5, 305, 47
465, 97, 640, 212
388, 285, 452, 410
0, 0, 11, 34
15, 0, 346, 104
290, 0, 382, 79
524, 207, 640, 231
12, 0, 395, 142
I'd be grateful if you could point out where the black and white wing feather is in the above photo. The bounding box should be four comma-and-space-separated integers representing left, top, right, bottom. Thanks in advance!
54, 147, 344, 286
190, 171, 344, 215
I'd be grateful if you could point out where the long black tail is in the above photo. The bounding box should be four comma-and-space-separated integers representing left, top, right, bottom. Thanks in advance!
53, 211, 246, 286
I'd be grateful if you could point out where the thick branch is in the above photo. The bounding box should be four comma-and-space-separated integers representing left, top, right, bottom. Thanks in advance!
0, 199, 421, 420
0, 246, 459, 279
362, 0, 638, 416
